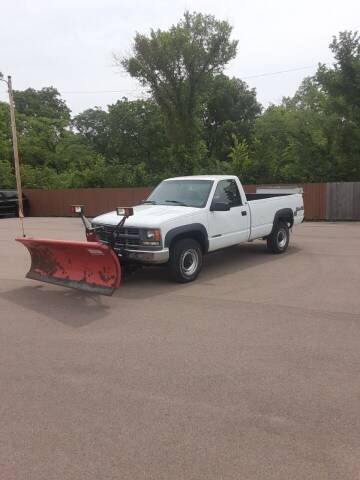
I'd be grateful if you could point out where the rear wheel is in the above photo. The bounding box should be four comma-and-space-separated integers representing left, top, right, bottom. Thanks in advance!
169, 238, 203, 283
267, 221, 289, 254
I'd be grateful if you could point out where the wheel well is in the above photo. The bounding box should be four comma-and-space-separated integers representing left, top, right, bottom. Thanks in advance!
278, 214, 293, 228
265, 209, 294, 238
164, 224, 209, 253
169, 231, 207, 253
275, 208, 294, 229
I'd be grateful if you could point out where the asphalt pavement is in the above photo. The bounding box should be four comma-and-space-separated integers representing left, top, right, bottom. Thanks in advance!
1, 218, 360, 480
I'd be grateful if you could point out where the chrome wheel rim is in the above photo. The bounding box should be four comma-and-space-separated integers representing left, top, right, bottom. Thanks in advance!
181, 249, 198, 276
277, 229, 287, 249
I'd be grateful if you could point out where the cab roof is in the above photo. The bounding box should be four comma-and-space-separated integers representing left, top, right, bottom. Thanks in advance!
164, 175, 238, 182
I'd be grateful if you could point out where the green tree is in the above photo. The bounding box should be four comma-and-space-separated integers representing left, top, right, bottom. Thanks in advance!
72, 107, 110, 156
120, 11, 238, 172
0, 102, 16, 188
0, 160, 15, 188
315, 31, 360, 180
14, 87, 70, 122
204, 74, 261, 161
226, 137, 252, 178
12, 87, 71, 168
252, 103, 333, 183
250, 32, 360, 184
107, 98, 168, 172
0, 101, 12, 164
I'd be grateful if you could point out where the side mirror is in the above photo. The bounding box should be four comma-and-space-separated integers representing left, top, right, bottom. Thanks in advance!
210, 202, 230, 212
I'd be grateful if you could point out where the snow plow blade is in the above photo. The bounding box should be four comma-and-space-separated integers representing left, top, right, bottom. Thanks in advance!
16, 238, 121, 296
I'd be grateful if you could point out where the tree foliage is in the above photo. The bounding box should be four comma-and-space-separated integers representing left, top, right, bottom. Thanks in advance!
204, 74, 261, 161
120, 11, 237, 172
0, 21, 359, 189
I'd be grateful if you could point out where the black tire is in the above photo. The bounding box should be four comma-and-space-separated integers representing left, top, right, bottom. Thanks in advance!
169, 238, 203, 283
267, 221, 289, 254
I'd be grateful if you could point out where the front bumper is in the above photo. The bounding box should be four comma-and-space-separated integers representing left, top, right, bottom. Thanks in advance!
122, 247, 169, 264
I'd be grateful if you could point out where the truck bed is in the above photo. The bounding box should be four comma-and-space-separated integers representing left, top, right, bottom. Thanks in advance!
246, 193, 304, 240
245, 192, 291, 201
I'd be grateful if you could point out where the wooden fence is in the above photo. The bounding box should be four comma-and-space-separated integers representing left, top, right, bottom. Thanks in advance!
23, 182, 360, 220
326, 182, 360, 220
23, 187, 152, 217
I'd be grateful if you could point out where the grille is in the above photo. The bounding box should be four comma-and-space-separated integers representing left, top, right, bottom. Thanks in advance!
97, 225, 141, 249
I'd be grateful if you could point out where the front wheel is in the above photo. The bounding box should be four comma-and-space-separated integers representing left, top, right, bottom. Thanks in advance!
267, 221, 289, 254
169, 238, 203, 283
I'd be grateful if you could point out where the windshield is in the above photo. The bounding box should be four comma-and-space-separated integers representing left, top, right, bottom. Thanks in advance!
145, 180, 213, 208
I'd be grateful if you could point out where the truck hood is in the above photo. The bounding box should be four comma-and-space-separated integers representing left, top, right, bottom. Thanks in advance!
92, 204, 201, 228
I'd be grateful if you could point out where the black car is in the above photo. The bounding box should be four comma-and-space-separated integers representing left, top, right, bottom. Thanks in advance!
0, 190, 29, 217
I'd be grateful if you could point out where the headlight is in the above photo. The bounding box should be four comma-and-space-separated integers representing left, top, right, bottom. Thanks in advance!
142, 229, 161, 245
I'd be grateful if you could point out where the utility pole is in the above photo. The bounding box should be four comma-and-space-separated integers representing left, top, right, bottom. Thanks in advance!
0, 73, 25, 235
7, 76, 24, 222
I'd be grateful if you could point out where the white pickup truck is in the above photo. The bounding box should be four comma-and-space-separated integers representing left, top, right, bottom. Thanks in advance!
92, 175, 304, 282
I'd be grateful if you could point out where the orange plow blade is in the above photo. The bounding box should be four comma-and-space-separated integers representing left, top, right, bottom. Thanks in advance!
16, 238, 121, 296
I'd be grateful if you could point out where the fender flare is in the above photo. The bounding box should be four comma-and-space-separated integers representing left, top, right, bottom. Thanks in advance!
270, 208, 294, 235
164, 223, 209, 253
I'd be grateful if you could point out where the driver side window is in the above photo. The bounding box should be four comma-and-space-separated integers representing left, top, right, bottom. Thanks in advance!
213, 180, 242, 208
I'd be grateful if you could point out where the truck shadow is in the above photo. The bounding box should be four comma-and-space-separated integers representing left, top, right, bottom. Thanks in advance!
118, 241, 301, 299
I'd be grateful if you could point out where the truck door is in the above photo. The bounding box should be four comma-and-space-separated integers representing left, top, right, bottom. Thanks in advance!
207, 179, 250, 251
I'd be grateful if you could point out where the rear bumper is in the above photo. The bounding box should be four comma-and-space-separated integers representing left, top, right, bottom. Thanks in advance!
122, 247, 169, 264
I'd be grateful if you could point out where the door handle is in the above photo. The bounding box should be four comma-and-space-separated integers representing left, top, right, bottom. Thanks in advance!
241, 211, 247, 216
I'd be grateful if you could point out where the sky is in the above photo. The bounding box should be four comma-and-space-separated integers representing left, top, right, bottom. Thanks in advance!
1, 0, 359, 115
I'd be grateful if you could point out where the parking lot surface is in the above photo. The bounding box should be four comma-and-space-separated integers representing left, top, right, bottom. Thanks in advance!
1, 218, 360, 480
